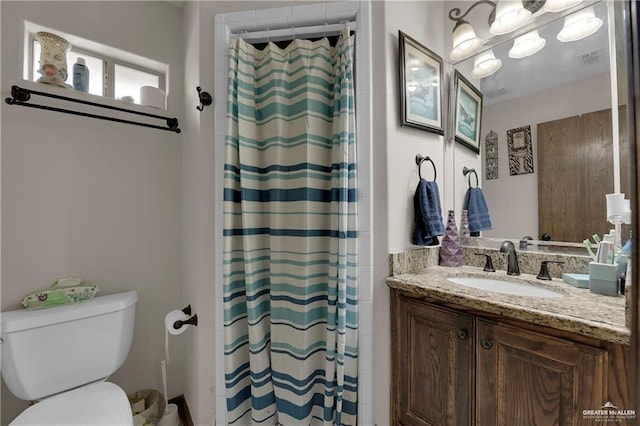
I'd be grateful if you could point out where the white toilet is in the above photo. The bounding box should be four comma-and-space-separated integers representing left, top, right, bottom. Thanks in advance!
1, 291, 138, 425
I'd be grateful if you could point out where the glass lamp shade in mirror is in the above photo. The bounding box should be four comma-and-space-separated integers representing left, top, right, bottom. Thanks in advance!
543, 0, 583, 13
489, 0, 532, 35
557, 6, 603, 42
508, 30, 546, 58
471, 50, 503, 79
450, 20, 483, 61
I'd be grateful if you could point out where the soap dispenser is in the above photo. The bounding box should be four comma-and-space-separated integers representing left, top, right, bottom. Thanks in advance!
73, 57, 89, 92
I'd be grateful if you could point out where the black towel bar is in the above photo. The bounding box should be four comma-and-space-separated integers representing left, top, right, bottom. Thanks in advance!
415, 154, 437, 181
5, 85, 181, 133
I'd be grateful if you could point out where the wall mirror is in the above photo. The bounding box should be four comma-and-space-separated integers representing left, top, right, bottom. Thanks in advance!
447, 0, 631, 252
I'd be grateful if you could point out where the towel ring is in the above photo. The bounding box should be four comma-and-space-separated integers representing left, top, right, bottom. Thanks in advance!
463, 166, 479, 188
415, 154, 437, 181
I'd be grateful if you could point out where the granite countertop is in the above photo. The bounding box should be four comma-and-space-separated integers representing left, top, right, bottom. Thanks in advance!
386, 265, 630, 345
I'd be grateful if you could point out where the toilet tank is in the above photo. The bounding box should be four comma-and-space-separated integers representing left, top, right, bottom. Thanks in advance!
0, 291, 137, 401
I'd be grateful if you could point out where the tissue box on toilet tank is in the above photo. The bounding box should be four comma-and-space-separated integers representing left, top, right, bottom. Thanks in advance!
21, 278, 99, 310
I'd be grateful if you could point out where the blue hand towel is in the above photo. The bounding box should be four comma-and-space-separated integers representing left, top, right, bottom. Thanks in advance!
412, 179, 444, 246
463, 187, 492, 234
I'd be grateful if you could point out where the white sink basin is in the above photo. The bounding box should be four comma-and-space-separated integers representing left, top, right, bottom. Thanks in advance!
447, 276, 564, 298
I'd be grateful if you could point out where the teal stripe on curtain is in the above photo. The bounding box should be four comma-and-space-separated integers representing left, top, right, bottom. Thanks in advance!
223, 28, 358, 425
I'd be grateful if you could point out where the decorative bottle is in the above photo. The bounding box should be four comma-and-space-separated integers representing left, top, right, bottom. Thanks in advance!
460, 210, 471, 238
440, 210, 464, 267
460, 209, 476, 246
73, 57, 89, 92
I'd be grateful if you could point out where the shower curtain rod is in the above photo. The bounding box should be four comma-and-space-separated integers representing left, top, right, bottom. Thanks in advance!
232, 21, 356, 43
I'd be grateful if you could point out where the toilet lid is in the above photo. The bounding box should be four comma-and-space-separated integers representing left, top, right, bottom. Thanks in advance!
11, 382, 133, 426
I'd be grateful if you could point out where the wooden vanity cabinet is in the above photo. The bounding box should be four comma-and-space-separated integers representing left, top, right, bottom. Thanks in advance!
391, 290, 629, 426
391, 293, 474, 425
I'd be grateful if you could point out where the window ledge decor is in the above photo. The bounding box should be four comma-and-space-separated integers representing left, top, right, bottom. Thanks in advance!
399, 31, 444, 135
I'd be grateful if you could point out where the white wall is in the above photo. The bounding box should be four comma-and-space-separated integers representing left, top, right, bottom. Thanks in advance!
383, 1, 483, 255
384, 2, 447, 254
1, 2, 185, 424
181, 2, 216, 424
482, 72, 612, 240
376, 1, 474, 423
370, 3, 391, 423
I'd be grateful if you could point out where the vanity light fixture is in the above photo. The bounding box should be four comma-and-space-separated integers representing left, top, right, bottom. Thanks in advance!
448, 0, 545, 62
489, 0, 532, 35
471, 49, 503, 78
557, 5, 603, 42
508, 30, 546, 58
543, 0, 583, 13
450, 19, 484, 61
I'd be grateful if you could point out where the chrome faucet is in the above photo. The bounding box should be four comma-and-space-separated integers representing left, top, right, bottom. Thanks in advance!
500, 240, 521, 276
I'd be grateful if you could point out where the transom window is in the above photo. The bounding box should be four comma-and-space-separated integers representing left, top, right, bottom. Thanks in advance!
28, 30, 166, 108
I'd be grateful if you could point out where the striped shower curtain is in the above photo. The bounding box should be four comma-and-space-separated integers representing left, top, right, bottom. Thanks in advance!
223, 28, 358, 425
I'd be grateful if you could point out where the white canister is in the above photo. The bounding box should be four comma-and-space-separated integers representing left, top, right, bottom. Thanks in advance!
158, 403, 180, 426
140, 86, 166, 109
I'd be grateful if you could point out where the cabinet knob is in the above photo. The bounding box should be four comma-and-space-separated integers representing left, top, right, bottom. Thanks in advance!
481, 339, 493, 350
457, 329, 468, 340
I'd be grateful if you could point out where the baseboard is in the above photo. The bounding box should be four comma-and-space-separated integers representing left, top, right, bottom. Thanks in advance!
168, 394, 194, 426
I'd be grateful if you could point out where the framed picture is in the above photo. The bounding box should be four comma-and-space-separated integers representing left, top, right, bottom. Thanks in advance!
453, 70, 483, 154
399, 31, 444, 135
507, 125, 534, 175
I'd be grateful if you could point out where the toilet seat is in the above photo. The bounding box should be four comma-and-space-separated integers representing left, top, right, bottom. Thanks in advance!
11, 381, 132, 426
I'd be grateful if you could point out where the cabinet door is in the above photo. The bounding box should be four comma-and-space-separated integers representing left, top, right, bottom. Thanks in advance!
476, 319, 608, 426
391, 293, 474, 426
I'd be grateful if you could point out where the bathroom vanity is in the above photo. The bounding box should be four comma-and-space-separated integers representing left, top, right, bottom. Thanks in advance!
387, 258, 631, 425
